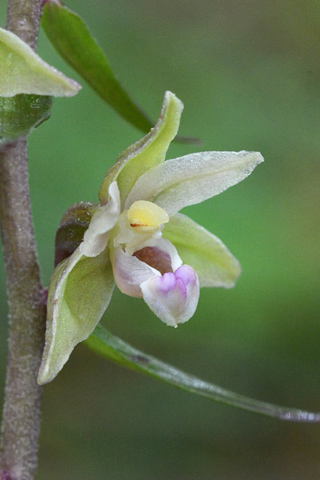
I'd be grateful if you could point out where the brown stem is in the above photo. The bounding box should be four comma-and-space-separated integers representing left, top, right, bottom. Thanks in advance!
6, 0, 41, 49
0, 1, 45, 479
0, 140, 46, 480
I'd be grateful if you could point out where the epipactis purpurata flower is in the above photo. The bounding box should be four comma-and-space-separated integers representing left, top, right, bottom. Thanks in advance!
38, 91, 263, 384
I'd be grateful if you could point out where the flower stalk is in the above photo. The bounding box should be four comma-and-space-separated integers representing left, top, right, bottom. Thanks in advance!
0, 1, 45, 479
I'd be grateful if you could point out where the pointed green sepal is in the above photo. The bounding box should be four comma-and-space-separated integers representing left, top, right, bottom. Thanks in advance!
99, 91, 183, 206
0, 26, 81, 96
163, 213, 241, 288
125, 150, 264, 215
41, 0, 153, 131
38, 248, 114, 385
85, 324, 320, 422
54, 201, 98, 266
0, 94, 52, 144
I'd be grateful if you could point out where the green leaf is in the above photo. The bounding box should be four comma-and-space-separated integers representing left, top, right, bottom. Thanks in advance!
38, 248, 114, 385
0, 94, 52, 144
54, 201, 98, 266
0, 26, 80, 96
85, 324, 320, 422
163, 213, 241, 288
41, 1, 153, 132
99, 91, 183, 206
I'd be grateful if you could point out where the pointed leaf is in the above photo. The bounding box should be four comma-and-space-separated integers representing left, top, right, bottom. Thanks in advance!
0, 27, 80, 96
99, 91, 183, 206
41, 1, 153, 131
163, 213, 241, 288
85, 324, 320, 422
125, 150, 264, 214
38, 248, 114, 384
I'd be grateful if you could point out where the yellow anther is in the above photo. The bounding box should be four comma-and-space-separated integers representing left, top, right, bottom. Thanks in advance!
127, 201, 169, 231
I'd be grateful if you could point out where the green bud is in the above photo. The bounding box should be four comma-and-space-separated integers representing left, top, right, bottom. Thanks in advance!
54, 201, 98, 266
0, 94, 52, 143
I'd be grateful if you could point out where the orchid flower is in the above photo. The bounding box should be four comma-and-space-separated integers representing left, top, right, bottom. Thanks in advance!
38, 91, 263, 385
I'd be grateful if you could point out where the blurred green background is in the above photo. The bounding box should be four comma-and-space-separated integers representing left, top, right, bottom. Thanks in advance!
1, 0, 320, 478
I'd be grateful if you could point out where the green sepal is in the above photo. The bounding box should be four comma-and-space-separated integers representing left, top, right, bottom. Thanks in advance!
163, 213, 241, 288
38, 248, 114, 385
41, 0, 153, 132
54, 201, 98, 266
0, 26, 80, 96
99, 91, 183, 207
85, 324, 320, 422
0, 94, 52, 144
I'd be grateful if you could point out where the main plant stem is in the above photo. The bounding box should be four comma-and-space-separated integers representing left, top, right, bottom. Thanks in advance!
0, 1, 45, 479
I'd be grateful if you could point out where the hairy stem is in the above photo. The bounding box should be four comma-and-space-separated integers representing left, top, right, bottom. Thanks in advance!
6, 0, 41, 49
0, 1, 45, 479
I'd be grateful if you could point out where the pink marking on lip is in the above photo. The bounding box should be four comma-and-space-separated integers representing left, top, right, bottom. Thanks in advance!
174, 265, 197, 286
156, 266, 197, 299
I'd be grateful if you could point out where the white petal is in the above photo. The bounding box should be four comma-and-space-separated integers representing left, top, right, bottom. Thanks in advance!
125, 151, 264, 215
141, 265, 200, 327
111, 246, 159, 298
80, 182, 120, 257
